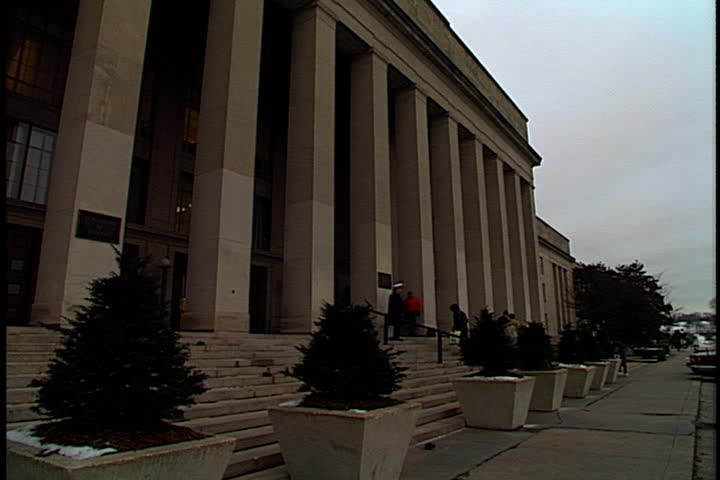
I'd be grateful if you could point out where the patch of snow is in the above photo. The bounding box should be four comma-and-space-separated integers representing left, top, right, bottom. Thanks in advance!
278, 399, 301, 407
7, 425, 117, 460
348, 409, 367, 413
558, 363, 590, 369
482, 376, 524, 381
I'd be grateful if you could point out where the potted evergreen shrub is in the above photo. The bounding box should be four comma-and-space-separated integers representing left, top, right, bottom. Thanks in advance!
6, 254, 234, 480
517, 322, 568, 412
269, 303, 418, 480
451, 309, 536, 430
579, 325, 611, 390
557, 325, 597, 398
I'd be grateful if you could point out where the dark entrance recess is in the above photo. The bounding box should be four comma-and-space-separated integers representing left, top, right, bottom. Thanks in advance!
249, 265, 270, 333
170, 252, 188, 331
6, 225, 42, 325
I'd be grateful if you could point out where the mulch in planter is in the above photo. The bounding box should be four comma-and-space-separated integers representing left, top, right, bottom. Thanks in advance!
299, 393, 402, 411
32, 419, 208, 453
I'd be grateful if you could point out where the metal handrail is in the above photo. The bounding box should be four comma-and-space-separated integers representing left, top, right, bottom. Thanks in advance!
371, 310, 461, 364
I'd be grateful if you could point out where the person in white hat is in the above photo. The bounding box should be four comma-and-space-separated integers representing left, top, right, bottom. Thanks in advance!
388, 282, 405, 340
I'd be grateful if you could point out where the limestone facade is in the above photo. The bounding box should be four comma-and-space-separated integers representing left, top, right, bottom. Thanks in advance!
6, 0, 573, 334
536, 217, 577, 337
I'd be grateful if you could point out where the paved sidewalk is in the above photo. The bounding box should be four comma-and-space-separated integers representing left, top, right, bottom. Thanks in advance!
401, 354, 705, 480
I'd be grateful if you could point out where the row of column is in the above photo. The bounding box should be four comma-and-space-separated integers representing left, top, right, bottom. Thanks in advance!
31, 0, 543, 331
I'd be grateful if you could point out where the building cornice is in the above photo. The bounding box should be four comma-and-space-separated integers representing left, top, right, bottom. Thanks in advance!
538, 236, 576, 264
367, 0, 542, 166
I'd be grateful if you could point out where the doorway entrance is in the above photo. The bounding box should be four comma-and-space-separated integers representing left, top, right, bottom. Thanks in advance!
6, 225, 42, 325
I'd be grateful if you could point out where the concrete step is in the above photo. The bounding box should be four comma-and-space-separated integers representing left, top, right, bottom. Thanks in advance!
179, 411, 271, 436
6, 352, 56, 362
416, 401, 462, 426
6, 362, 48, 375
227, 465, 288, 480
6, 387, 39, 405
6, 403, 48, 423
400, 369, 471, 389
224, 443, 284, 479
181, 393, 304, 420
204, 374, 295, 390
413, 391, 457, 410
197, 382, 300, 403
6, 374, 44, 389
201, 365, 288, 379
5, 343, 60, 352
412, 414, 465, 444
228, 425, 277, 451
393, 382, 454, 402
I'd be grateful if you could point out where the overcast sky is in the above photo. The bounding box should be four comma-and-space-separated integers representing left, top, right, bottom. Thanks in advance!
437, 0, 715, 314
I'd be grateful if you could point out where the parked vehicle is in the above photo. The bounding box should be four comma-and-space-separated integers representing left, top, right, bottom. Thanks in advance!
686, 349, 716, 376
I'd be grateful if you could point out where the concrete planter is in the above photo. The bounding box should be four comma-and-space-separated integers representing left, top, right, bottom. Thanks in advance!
519, 368, 568, 412
7, 433, 235, 480
585, 361, 610, 389
269, 402, 420, 480
452, 376, 536, 430
561, 365, 597, 398
604, 358, 622, 384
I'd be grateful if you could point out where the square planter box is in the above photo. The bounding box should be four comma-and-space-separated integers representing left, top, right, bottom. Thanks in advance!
7, 433, 235, 480
604, 358, 622, 384
585, 361, 610, 390
269, 402, 420, 480
561, 365, 597, 398
519, 368, 568, 412
452, 376, 536, 430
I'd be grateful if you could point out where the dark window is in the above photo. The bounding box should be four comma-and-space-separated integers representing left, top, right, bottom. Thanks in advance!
252, 196, 272, 251
6, 3, 76, 109
133, 71, 156, 160
125, 158, 150, 224
6, 119, 55, 204
175, 172, 194, 235
181, 88, 200, 156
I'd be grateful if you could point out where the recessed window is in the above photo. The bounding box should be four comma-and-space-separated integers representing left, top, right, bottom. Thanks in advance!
6, 119, 55, 205
175, 172, 194, 235
181, 88, 200, 156
6, 4, 75, 109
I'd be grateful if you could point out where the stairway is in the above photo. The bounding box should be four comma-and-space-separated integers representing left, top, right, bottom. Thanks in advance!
5, 327, 472, 479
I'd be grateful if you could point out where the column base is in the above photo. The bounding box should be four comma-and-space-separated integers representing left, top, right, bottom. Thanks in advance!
181, 311, 250, 332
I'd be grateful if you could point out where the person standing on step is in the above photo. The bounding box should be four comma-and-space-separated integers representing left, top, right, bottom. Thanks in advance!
388, 282, 405, 341
450, 304, 469, 344
403, 291, 423, 337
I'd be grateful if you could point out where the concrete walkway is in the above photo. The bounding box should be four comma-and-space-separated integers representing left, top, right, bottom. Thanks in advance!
401, 353, 712, 480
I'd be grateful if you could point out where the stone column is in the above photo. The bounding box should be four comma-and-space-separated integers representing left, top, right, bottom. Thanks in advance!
429, 114, 468, 330
521, 179, 543, 322
31, 0, 152, 325
504, 169, 531, 321
392, 87, 436, 328
460, 137, 493, 316
483, 153, 513, 314
184, 0, 264, 332
281, 5, 336, 332
349, 51, 392, 311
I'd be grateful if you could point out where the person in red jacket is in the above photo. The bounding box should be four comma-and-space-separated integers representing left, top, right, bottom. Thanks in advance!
403, 291, 423, 337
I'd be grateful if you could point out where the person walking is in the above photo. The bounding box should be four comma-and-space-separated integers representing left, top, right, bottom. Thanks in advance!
450, 304, 469, 342
403, 291, 423, 337
388, 282, 405, 341
612, 340, 628, 375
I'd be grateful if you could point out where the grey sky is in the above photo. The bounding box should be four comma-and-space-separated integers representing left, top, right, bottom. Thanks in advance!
437, 0, 715, 313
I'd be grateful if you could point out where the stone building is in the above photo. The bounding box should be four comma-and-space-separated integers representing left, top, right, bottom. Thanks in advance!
536, 217, 577, 337
6, 0, 572, 335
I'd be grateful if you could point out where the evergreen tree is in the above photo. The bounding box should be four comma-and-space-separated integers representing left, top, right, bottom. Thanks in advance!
517, 322, 555, 370
286, 303, 405, 408
459, 309, 519, 376
558, 326, 584, 364
31, 253, 207, 426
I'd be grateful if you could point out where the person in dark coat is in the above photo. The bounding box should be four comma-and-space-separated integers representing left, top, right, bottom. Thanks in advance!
388, 282, 405, 340
612, 340, 628, 375
450, 304, 469, 340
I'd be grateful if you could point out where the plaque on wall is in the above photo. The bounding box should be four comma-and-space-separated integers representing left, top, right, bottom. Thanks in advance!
378, 273, 392, 290
76, 210, 122, 244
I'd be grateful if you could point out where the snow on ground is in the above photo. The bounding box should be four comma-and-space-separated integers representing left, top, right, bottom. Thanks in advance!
7, 425, 117, 460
